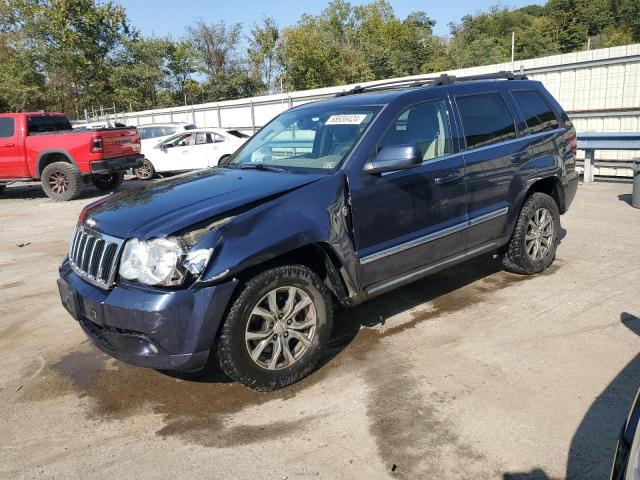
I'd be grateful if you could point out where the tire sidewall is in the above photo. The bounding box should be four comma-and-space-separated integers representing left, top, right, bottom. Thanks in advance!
218, 266, 332, 390
41, 162, 82, 201
515, 194, 560, 273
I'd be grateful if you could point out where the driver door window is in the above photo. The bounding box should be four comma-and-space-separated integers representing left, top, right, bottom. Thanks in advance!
381, 99, 452, 162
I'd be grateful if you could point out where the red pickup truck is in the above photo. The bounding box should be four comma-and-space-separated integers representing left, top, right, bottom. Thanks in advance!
0, 112, 143, 201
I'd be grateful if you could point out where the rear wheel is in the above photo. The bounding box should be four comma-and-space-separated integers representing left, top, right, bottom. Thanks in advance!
502, 192, 560, 275
92, 171, 124, 192
41, 162, 82, 201
134, 159, 155, 180
217, 265, 333, 391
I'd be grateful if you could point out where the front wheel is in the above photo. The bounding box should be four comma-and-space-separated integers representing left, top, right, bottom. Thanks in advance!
502, 192, 560, 275
92, 172, 124, 192
217, 265, 333, 391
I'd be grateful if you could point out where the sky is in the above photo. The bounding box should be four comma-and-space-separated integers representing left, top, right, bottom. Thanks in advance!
119, 0, 545, 38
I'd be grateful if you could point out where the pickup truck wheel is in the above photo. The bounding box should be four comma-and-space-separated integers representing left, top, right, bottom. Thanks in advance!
134, 160, 155, 180
92, 172, 124, 192
41, 162, 82, 201
217, 265, 333, 391
502, 192, 560, 275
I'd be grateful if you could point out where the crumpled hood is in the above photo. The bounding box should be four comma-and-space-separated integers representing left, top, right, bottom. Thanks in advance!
83, 168, 324, 239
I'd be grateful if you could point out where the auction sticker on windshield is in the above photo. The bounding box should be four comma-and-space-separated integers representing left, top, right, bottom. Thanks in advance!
325, 114, 367, 125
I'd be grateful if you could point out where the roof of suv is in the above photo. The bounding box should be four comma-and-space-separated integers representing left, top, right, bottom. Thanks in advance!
295, 74, 541, 110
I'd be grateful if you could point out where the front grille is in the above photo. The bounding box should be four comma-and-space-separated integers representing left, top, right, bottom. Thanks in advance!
68, 225, 124, 289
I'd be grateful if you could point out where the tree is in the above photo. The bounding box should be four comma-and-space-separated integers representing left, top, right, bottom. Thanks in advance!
247, 16, 281, 94
166, 40, 199, 102
188, 19, 259, 101
110, 37, 172, 110
19, 0, 130, 114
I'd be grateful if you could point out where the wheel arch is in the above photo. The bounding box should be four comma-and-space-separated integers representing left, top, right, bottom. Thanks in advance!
37, 150, 78, 178
525, 176, 566, 214
230, 243, 351, 307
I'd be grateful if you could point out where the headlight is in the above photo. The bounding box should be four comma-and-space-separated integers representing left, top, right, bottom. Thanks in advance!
119, 237, 186, 286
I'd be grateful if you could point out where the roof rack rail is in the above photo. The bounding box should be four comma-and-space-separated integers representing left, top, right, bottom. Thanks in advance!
334, 70, 528, 97
432, 71, 528, 85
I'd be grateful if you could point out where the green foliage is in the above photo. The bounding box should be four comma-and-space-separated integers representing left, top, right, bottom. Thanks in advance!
0, 0, 638, 117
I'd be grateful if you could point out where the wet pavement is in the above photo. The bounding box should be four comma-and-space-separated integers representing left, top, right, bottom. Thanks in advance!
1, 180, 639, 479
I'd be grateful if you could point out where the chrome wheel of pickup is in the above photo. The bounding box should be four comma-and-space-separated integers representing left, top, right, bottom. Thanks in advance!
525, 207, 554, 261
245, 286, 317, 370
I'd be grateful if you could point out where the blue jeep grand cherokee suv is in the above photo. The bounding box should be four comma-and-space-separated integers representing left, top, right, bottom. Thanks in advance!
58, 72, 578, 390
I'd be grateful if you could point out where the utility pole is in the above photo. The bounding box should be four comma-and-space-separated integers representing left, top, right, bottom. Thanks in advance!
587, 37, 591, 50
511, 31, 515, 72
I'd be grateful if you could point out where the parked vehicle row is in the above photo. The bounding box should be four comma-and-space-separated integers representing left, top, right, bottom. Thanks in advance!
58, 72, 579, 391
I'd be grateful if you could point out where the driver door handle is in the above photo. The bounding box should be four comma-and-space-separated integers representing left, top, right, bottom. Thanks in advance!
1, 143, 15, 147
434, 171, 463, 185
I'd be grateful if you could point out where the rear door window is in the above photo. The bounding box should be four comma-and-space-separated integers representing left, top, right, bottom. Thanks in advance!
511, 90, 560, 134
456, 93, 516, 150
0, 118, 15, 138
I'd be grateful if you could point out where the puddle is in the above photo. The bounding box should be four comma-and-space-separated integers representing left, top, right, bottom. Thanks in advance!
22, 348, 329, 448
337, 257, 561, 357
364, 367, 487, 478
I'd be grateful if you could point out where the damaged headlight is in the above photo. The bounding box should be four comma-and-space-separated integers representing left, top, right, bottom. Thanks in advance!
119, 237, 186, 286
119, 237, 216, 287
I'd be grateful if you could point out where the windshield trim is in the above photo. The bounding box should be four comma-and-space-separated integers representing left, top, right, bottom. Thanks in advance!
225, 103, 387, 174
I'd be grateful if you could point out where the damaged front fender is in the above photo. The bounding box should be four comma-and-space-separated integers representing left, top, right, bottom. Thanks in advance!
193, 172, 363, 305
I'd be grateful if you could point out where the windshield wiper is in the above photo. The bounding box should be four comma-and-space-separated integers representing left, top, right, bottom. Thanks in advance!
238, 163, 288, 173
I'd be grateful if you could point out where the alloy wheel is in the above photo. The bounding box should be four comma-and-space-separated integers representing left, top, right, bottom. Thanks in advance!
525, 207, 554, 261
49, 171, 69, 194
244, 286, 317, 370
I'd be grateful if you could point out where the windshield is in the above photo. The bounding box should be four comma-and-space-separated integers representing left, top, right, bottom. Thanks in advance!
228, 106, 380, 172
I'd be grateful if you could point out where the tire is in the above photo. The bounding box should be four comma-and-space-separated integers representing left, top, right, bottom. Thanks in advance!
217, 265, 333, 391
41, 162, 82, 201
134, 159, 155, 180
0, 185, 5, 195
92, 171, 124, 192
502, 192, 560, 275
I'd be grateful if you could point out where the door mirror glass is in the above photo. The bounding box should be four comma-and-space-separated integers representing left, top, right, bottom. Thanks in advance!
363, 144, 423, 174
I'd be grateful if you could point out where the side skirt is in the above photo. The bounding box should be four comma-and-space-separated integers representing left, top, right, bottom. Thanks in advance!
362, 240, 503, 300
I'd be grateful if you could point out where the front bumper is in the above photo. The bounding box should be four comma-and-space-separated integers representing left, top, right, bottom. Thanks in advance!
58, 259, 237, 371
90, 154, 144, 174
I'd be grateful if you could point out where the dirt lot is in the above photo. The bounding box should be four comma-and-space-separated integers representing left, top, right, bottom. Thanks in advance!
1, 179, 639, 479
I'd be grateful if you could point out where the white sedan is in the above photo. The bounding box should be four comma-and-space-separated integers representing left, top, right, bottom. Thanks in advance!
134, 128, 249, 180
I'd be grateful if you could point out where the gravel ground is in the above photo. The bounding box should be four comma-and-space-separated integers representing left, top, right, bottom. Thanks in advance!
1, 179, 639, 479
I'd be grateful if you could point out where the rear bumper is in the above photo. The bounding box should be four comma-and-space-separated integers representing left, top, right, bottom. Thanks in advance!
90, 154, 144, 174
57, 259, 238, 371
563, 170, 579, 213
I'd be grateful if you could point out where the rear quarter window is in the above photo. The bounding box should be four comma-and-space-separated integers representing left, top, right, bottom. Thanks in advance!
456, 93, 516, 150
511, 90, 560, 134
0, 118, 15, 138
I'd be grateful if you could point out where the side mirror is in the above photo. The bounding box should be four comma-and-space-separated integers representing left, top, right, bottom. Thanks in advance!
363, 144, 423, 175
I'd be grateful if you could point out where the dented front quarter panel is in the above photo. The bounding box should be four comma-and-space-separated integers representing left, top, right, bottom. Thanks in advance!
195, 172, 362, 303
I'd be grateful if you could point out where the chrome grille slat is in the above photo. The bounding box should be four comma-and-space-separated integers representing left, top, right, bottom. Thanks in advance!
68, 226, 124, 289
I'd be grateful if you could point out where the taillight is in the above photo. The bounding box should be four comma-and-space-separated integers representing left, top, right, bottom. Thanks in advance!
91, 136, 103, 153
569, 131, 577, 158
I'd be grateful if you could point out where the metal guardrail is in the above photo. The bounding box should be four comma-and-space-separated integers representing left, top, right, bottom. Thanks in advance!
577, 133, 640, 182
